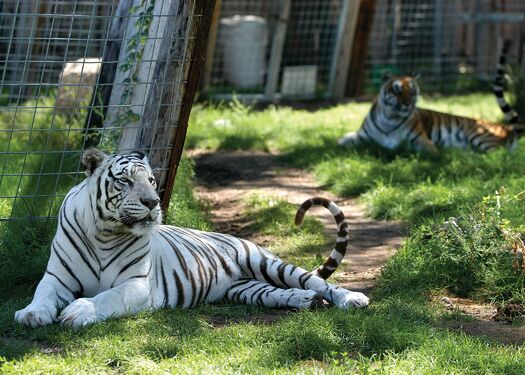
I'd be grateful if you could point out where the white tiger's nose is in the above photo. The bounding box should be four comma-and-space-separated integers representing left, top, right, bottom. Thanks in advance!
141, 197, 160, 210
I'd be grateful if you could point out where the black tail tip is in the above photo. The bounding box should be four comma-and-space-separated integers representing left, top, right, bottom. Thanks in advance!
294, 211, 304, 226
503, 39, 512, 53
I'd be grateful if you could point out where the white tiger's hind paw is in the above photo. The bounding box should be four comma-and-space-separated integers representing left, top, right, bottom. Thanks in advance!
14, 304, 57, 327
59, 298, 103, 328
335, 291, 369, 310
297, 290, 325, 309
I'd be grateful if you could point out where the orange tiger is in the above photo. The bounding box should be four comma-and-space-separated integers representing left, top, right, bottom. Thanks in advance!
338, 44, 522, 152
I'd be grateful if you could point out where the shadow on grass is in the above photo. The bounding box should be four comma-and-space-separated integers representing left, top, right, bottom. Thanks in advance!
2, 280, 523, 371
0, 150, 83, 299
0, 294, 436, 369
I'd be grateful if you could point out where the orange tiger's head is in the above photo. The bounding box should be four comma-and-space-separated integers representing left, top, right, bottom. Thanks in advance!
379, 73, 420, 115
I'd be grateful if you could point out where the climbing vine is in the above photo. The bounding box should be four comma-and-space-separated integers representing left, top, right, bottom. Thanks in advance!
114, 0, 156, 127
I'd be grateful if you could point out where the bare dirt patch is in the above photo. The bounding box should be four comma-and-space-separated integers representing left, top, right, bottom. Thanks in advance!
190, 149, 406, 294
436, 295, 525, 346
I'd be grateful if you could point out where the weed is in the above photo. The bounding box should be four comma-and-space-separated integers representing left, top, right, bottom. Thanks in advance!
377, 189, 525, 304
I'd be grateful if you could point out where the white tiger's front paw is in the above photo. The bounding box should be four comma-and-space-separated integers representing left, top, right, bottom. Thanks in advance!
59, 298, 103, 328
335, 291, 369, 310
14, 303, 57, 327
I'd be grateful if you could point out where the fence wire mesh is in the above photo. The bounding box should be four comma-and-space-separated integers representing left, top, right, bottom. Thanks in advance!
364, 0, 525, 94
0, 0, 206, 221
207, 0, 345, 100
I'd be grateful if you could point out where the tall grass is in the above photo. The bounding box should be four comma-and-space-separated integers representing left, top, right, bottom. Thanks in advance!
377, 190, 525, 304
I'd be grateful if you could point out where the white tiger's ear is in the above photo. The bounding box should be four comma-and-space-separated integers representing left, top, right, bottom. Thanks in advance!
130, 151, 149, 164
411, 72, 420, 79
82, 148, 107, 177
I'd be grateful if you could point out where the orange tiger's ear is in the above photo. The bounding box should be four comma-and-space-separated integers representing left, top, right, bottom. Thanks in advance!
382, 71, 394, 82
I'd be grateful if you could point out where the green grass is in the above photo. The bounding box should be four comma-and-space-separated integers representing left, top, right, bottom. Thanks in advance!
188, 94, 525, 225
2, 298, 525, 374
0, 98, 84, 219
376, 191, 525, 305
2, 92, 525, 373
188, 94, 525, 304
242, 194, 331, 272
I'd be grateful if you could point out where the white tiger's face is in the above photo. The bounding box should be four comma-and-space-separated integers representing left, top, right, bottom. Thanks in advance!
380, 75, 420, 116
83, 149, 162, 235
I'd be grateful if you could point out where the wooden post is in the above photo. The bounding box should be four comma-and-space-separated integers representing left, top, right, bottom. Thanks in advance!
328, 0, 361, 99
84, 0, 133, 140
475, 0, 491, 78
135, 0, 216, 210
10, 1, 37, 97
199, 0, 222, 95
345, 0, 376, 97
108, 0, 174, 150
433, 0, 444, 77
264, 0, 291, 101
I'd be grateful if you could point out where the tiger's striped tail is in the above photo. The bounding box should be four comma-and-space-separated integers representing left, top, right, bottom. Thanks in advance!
295, 197, 349, 280
493, 40, 519, 125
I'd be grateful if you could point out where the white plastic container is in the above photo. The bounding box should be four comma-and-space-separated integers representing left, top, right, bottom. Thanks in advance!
220, 15, 268, 88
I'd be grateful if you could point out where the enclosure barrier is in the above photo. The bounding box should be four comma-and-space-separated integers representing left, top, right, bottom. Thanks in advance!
202, 0, 524, 99
0, 0, 216, 222
201, 0, 360, 101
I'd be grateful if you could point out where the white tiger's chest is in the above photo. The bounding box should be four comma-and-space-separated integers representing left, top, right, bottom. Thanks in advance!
80, 254, 152, 297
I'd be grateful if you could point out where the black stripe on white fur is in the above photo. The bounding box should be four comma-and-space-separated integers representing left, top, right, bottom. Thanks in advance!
14, 150, 369, 329
493, 40, 519, 124
295, 197, 348, 279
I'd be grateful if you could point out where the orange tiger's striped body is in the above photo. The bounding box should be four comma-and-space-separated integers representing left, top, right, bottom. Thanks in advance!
339, 43, 522, 152
339, 74, 521, 152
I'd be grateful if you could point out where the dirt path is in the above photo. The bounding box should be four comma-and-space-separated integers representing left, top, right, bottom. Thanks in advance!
190, 149, 525, 345
191, 150, 406, 294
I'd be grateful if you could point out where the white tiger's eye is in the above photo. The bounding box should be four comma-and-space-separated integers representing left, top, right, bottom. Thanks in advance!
149, 177, 157, 186
118, 177, 131, 185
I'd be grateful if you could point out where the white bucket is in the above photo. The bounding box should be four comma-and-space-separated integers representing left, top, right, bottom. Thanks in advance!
220, 15, 268, 88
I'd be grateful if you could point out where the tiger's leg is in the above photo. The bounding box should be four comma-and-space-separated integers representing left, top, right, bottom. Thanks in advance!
15, 273, 75, 327
240, 247, 369, 309
58, 278, 151, 328
337, 126, 370, 147
410, 127, 438, 153
275, 264, 369, 309
226, 279, 324, 309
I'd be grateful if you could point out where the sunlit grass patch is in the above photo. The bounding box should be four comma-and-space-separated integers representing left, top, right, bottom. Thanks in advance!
242, 194, 329, 271
188, 93, 524, 226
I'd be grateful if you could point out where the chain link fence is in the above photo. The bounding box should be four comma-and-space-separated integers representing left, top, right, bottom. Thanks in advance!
0, 0, 214, 222
364, 0, 525, 94
202, 0, 524, 99
203, 0, 354, 101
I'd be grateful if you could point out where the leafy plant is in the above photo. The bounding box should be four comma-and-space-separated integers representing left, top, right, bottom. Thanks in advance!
377, 188, 525, 304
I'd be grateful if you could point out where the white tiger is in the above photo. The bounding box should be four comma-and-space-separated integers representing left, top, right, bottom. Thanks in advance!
14, 149, 369, 328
